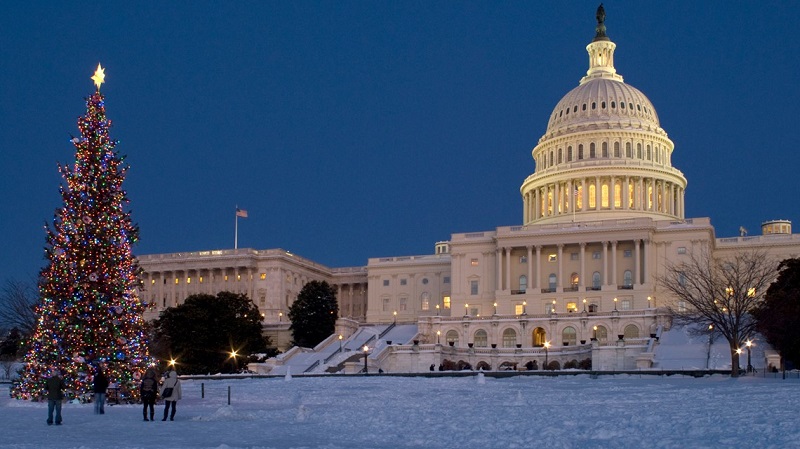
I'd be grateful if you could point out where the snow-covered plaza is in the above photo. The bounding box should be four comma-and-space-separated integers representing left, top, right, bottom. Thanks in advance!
1, 374, 798, 449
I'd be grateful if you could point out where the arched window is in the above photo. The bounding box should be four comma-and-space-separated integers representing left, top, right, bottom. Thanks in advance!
549, 151, 554, 167
602, 142, 608, 158
637, 143, 642, 159
614, 142, 620, 158
576, 185, 583, 209
601, 183, 609, 208
533, 327, 547, 346
592, 271, 601, 289
548, 274, 557, 291
446, 330, 459, 346
588, 303, 598, 313
578, 144, 584, 160
590, 143, 596, 158
474, 330, 488, 347
558, 148, 563, 164
614, 181, 621, 208
624, 324, 639, 339
570, 273, 579, 289
519, 275, 527, 292
562, 326, 577, 346
502, 328, 517, 348
420, 292, 430, 311
624, 270, 632, 287
595, 325, 608, 342
626, 142, 632, 158
646, 145, 651, 160
588, 184, 596, 208
567, 146, 573, 161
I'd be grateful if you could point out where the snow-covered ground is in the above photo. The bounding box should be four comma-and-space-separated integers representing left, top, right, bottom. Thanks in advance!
1, 374, 798, 449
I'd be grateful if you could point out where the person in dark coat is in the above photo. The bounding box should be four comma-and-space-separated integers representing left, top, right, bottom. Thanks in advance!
93, 366, 109, 415
45, 366, 67, 425
140, 368, 158, 421
159, 370, 182, 421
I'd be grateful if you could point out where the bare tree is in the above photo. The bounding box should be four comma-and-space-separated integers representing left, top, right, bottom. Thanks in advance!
659, 248, 777, 377
0, 278, 39, 337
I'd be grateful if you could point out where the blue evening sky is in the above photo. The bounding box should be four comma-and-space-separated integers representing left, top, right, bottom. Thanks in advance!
1, 2, 799, 281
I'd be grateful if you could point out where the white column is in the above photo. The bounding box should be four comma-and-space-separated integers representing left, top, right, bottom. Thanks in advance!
611, 241, 618, 288
535, 246, 542, 291
554, 182, 560, 215
634, 239, 640, 286
505, 247, 512, 292
526, 246, 533, 292
496, 248, 502, 290
579, 243, 586, 289
557, 244, 564, 290
623, 176, 629, 210
602, 241, 609, 286
610, 176, 616, 210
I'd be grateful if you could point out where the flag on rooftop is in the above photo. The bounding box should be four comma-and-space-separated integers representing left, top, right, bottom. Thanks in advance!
236, 208, 248, 218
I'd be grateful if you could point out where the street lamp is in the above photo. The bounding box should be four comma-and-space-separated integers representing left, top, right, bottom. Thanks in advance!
552, 299, 556, 313
465, 303, 469, 317
746, 340, 753, 373
582, 298, 587, 312
436, 330, 441, 344
613, 297, 618, 310
278, 312, 283, 322
647, 296, 652, 308
493, 302, 498, 315
362, 345, 369, 374
522, 301, 527, 315
229, 350, 239, 371
393, 310, 397, 323
168, 358, 177, 367
543, 341, 551, 370
338, 334, 343, 352
592, 325, 597, 340
436, 304, 440, 316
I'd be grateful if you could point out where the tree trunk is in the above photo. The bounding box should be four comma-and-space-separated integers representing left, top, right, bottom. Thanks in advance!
730, 346, 740, 378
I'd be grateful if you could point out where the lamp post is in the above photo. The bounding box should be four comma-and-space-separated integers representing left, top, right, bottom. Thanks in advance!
582, 298, 587, 312
436, 304, 440, 316
746, 340, 753, 373
522, 301, 527, 315
493, 302, 498, 315
363, 345, 369, 374
647, 296, 652, 308
436, 330, 441, 344
543, 341, 550, 370
592, 325, 597, 340
338, 334, 343, 352
552, 299, 556, 313
278, 312, 283, 322
393, 310, 397, 324
613, 297, 618, 310
465, 303, 469, 317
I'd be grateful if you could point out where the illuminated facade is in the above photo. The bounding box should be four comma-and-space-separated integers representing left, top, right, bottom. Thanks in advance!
139, 8, 800, 371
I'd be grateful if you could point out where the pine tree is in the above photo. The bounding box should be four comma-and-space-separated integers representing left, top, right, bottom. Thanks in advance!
13, 64, 153, 400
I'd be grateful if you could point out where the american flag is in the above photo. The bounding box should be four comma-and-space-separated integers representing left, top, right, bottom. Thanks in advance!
236, 208, 248, 218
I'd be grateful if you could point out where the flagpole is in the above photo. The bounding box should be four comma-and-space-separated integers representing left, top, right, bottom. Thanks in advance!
234, 205, 239, 250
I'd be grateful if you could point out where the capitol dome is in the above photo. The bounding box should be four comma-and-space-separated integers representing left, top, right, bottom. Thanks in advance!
520, 6, 687, 225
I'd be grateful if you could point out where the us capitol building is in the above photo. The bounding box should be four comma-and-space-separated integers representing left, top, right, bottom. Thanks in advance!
137, 8, 800, 372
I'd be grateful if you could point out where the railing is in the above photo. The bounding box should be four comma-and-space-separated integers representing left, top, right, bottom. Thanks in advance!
303, 360, 320, 373
511, 290, 526, 295
618, 285, 633, 290
563, 286, 579, 292
541, 288, 556, 293
378, 322, 396, 338
585, 286, 601, 291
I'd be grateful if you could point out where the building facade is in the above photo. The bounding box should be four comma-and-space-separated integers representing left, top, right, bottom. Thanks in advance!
138, 8, 800, 370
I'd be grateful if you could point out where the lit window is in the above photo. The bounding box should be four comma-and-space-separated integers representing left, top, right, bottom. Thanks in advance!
548, 254, 557, 262
174, 278, 179, 285
237, 275, 241, 281
471, 259, 479, 266
443, 296, 451, 309
567, 302, 578, 312
570, 273, 579, 288
151, 279, 155, 285
260, 273, 266, 280
224, 275, 229, 282
186, 277, 191, 284
199, 276, 204, 283
515, 304, 525, 315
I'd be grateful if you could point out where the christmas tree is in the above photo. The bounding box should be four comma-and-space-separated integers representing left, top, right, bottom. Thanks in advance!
13, 64, 154, 401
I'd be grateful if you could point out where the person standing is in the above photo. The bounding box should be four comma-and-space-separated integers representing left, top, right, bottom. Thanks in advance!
140, 368, 157, 421
45, 366, 66, 425
93, 365, 109, 415
159, 369, 182, 421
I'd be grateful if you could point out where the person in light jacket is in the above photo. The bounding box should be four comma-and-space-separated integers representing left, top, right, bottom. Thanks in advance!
159, 370, 182, 421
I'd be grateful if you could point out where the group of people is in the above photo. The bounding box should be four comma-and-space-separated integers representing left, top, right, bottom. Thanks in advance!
44, 365, 182, 425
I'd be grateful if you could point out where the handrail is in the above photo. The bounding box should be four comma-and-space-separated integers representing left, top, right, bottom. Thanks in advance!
378, 322, 396, 338
303, 360, 320, 373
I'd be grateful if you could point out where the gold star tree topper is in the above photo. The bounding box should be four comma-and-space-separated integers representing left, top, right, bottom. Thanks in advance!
91, 63, 106, 90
